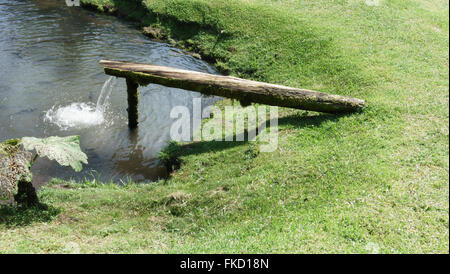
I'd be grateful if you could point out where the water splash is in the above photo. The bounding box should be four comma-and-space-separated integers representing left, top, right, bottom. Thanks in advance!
45, 77, 117, 130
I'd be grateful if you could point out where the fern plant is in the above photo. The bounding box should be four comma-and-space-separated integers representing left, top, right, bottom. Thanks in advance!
0, 136, 88, 207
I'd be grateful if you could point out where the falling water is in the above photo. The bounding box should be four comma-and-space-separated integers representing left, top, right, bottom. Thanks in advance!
96, 76, 117, 112
44, 77, 117, 130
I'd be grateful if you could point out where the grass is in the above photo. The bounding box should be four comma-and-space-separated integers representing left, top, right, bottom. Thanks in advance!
0, 0, 448, 253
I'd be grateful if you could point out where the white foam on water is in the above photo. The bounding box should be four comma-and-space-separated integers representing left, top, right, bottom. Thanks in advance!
45, 77, 116, 130
44, 102, 104, 130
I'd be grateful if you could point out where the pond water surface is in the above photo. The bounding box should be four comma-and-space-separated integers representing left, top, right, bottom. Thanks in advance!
0, 0, 220, 184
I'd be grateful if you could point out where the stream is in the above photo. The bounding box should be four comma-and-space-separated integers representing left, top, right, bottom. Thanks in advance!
0, 0, 220, 184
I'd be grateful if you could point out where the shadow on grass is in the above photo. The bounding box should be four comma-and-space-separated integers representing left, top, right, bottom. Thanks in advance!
160, 112, 350, 175
178, 112, 347, 156
0, 204, 61, 227
278, 112, 345, 128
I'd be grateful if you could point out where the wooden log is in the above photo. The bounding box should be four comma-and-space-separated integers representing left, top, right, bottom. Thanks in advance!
126, 78, 139, 129
99, 60, 365, 114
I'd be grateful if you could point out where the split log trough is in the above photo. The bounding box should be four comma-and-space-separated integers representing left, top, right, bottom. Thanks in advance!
99, 59, 365, 129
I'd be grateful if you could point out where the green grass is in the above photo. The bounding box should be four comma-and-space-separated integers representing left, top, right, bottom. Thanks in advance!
0, 0, 448, 253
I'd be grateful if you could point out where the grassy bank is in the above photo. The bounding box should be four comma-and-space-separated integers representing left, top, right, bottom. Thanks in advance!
0, 0, 448, 253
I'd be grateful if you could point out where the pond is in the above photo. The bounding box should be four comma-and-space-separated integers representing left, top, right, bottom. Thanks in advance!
0, 0, 220, 185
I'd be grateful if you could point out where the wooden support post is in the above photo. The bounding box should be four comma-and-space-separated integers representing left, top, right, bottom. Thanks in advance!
126, 78, 139, 129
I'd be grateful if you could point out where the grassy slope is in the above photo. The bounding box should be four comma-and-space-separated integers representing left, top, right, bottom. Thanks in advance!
0, 0, 448, 253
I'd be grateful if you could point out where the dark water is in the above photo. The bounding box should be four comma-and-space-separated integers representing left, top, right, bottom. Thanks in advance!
0, 0, 220, 184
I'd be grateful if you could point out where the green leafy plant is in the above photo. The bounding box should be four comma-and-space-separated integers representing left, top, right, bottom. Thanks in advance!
158, 141, 182, 173
0, 136, 87, 207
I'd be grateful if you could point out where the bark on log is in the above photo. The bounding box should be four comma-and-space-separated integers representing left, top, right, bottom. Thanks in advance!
99, 60, 365, 113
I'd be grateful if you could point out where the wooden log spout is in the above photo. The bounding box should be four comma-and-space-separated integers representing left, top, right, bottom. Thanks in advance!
99, 59, 365, 114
